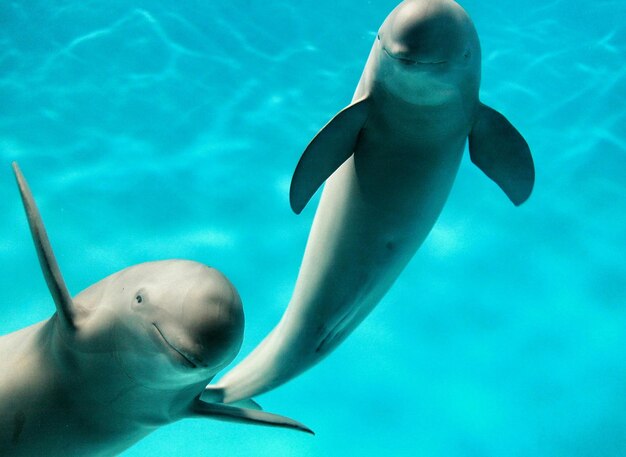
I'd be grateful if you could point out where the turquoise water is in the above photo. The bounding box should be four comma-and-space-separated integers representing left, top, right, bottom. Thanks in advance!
1, 0, 625, 455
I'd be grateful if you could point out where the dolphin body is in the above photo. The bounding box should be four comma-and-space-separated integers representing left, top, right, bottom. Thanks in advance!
0, 164, 311, 457
207, 0, 534, 404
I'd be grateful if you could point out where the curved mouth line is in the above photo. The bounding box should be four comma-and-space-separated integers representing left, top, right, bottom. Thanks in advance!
152, 323, 197, 369
382, 46, 447, 65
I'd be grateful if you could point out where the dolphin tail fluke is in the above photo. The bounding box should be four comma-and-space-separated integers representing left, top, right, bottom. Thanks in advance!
290, 97, 370, 214
12, 162, 77, 332
468, 103, 535, 206
201, 385, 225, 403
201, 387, 262, 411
190, 398, 314, 435
206, 320, 315, 404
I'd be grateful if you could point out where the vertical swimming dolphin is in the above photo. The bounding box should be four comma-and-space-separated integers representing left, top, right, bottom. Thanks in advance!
206, 0, 534, 404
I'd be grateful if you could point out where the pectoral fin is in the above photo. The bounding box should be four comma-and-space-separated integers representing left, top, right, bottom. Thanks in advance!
468, 103, 534, 205
230, 398, 263, 411
290, 97, 370, 214
12, 162, 76, 332
191, 398, 313, 434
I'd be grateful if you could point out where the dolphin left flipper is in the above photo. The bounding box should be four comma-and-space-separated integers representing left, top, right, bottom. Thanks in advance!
290, 97, 370, 214
468, 103, 535, 205
12, 162, 77, 333
190, 398, 314, 434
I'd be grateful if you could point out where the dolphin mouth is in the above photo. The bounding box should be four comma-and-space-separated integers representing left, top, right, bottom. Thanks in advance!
152, 323, 199, 369
382, 46, 447, 65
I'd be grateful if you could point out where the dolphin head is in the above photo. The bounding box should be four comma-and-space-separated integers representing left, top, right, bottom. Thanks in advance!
74, 260, 244, 388
375, 0, 480, 104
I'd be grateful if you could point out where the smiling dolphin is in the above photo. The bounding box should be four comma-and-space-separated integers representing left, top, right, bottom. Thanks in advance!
0, 164, 311, 457
206, 0, 534, 404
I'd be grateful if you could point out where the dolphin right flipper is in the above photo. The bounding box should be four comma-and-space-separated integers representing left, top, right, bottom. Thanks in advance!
290, 97, 370, 214
190, 398, 313, 434
230, 398, 263, 411
468, 103, 535, 206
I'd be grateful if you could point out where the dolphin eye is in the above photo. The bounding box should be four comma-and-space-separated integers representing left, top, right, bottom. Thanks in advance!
464, 49, 472, 59
135, 294, 143, 304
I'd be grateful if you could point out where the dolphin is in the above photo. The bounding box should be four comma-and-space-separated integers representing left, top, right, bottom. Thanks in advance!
0, 163, 312, 457
205, 0, 534, 404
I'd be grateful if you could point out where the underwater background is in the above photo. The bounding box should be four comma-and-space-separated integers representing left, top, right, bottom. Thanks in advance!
1, 0, 625, 455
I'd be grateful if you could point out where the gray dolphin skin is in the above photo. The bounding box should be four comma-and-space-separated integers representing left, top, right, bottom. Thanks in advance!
206, 0, 534, 404
0, 164, 311, 457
